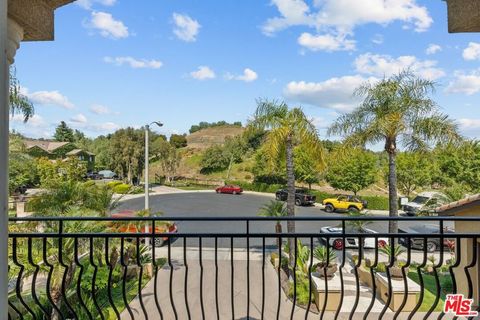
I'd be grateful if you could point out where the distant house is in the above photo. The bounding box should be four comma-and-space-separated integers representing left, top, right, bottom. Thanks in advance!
24, 140, 95, 170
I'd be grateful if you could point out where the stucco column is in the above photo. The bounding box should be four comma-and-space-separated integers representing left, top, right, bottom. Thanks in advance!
1, 14, 24, 318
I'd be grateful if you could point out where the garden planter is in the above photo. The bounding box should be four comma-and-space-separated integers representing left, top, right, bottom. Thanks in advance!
144, 263, 153, 278
316, 264, 338, 279
389, 266, 408, 279
358, 265, 374, 288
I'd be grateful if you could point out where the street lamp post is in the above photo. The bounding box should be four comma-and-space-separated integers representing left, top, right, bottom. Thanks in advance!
144, 122, 163, 246
145, 121, 163, 211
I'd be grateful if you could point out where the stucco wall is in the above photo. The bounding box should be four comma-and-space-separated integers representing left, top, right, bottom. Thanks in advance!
453, 209, 480, 306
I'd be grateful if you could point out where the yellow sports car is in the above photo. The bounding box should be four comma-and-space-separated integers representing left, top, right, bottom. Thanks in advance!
322, 195, 366, 213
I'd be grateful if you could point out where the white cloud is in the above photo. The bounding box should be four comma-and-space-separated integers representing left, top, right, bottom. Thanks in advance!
425, 44, 441, 55
311, 116, 330, 129
298, 32, 356, 52
283, 75, 375, 111
70, 114, 88, 124
24, 89, 75, 109
10, 114, 47, 127
87, 11, 129, 39
354, 53, 445, 80
463, 42, 480, 61
103, 56, 163, 69
76, 0, 116, 10
371, 34, 384, 45
446, 70, 480, 95
190, 66, 216, 80
225, 68, 258, 82
89, 122, 121, 132
172, 13, 201, 42
89, 104, 111, 115
263, 0, 432, 51
458, 118, 480, 130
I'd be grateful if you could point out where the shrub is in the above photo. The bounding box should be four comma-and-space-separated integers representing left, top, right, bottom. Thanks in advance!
113, 183, 131, 194
288, 277, 313, 306
107, 180, 123, 189
226, 180, 285, 193
362, 196, 389, 210
83, 180, 96, 187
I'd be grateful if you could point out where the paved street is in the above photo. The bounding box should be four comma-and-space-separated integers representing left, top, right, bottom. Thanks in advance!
115, 191, 452, 251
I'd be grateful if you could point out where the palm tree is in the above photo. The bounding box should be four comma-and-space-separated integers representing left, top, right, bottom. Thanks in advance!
9, 67, 34, 122
249, 99, 324, 264
328, 71, 461, 233
258, 200, 287, 247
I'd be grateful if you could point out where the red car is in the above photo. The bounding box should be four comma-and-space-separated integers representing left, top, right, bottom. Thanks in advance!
109, 210, 178, 247
215, 185, 243, 195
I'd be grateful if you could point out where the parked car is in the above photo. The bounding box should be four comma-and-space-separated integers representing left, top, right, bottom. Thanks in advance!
322, 195, 367, 213
215, 185, 243, 194
319, 225, 388, 250
275, 188, 316, 206
98, 170, 118, 179
402, 191, 449, 216
399, 224, 455, 253
85, 171, 103, 180
109, 210, 178, 247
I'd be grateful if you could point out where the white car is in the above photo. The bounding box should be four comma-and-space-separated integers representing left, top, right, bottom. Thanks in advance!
402, 191, 448, 216
319, 226, 389, 250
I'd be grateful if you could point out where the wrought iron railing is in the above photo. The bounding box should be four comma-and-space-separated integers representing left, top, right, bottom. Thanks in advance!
7, 216, 480, 319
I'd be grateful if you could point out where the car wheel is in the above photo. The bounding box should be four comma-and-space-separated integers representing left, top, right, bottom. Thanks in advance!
276, 194, 281, 201
333, 239, 343, 250
426, 241, 437, 253
348, 206, 360, 213
295, 199, 302, 206
216, 190, 220, 194
154, 238, 165, 247
233, 191, 237, 195
324, 204, 334, 213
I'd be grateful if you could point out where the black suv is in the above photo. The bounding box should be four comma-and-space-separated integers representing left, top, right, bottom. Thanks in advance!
275, 189, 316, 206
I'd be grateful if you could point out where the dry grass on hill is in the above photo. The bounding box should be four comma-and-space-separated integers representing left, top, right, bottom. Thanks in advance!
186, 125, 245, 150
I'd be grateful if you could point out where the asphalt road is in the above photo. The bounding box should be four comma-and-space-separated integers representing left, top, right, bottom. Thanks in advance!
116, 192, 451, 249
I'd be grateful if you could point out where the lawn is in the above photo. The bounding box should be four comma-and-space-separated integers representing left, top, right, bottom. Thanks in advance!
408, 271, 450, 312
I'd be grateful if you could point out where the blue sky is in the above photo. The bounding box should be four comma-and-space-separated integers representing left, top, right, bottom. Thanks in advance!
9, 0, 480, 141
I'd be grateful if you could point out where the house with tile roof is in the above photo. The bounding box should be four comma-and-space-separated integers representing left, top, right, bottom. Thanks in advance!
24, 140, 95, 171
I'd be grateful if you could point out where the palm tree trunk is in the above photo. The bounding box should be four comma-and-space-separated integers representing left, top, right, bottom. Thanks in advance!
285, 134, 296, 270
387, 150, 398, 234
275, 222, 282, 248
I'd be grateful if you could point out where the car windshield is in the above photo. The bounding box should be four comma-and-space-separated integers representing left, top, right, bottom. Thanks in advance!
411, 196, 430, 204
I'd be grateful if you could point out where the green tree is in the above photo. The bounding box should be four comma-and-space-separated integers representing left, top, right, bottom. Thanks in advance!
294, 145, 320, 189
169, 134, 187, 148
249, 99, 324, 266
109, 128, 145, 183
200, 145, 230, 173
9, 67, 34, 122
151, 138, 181, 183
329, 71, 460, 233
54, 121, 75, 142
432, 141, 480, 193
36, 157, 86, 188
325, 148, 377, 195
396, 152, 432, 197
9, 153, 37, 194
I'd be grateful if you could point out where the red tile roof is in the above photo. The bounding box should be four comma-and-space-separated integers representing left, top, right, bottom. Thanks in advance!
436, 193, 480, 215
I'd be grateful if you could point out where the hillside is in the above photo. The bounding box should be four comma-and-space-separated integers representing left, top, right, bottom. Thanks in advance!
186, 125, 245, 150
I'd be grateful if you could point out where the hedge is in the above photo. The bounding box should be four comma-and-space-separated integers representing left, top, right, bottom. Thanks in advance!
113, 183, 132, 194
107, 180, 123, 189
